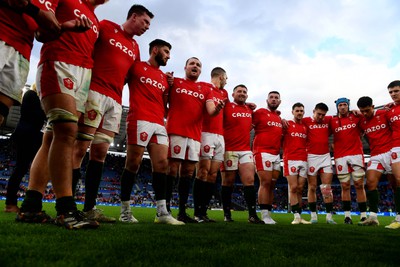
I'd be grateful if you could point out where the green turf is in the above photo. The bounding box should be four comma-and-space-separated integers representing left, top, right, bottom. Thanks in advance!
1, 200, 399, 267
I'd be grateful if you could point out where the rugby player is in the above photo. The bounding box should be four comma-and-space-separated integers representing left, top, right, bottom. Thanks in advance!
283, 103, 311, 224
302, 103, 337, 224
193, 67, 228, 223
384, 80, 400, 229
17, 0, 107, 230
119, 39, 183, 225
221, 84, 264, 224
357, 96, 392, 226
71, 4, 153, 223
252, 91, 282, 224
330, 97, 367, 224
165, 57, 225, 223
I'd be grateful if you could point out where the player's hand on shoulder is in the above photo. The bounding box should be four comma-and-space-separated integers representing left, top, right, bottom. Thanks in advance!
351, 109, 361, 116
61, 17, 92, 33
281, 119, 289, 129
166, 71, 174, 87
246, 102, 257, 110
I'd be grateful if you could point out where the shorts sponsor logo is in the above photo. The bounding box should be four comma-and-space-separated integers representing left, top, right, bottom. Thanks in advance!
392, 152, 398, 160
309, 166, 315, 173
174, 145, 181, 154
140, 132, 148, 142
63, 78, 74, 90
290, 166, 297, 173
265, 160, 271, 168
87, 109, 97, 121
204, 145, 210, 153
337, 165, 343, 171
226, 160, 233, 167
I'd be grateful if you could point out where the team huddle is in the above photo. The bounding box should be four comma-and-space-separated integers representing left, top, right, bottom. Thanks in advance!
1, 1, 400, 230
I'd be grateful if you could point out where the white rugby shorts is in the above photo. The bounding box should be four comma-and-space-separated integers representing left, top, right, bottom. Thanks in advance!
82, 90, 122, 133
334, 154, 364, 175
168, 134, 200, 161
307, 153, 333, 176
254, 152, 281, 172
223, 151, 253, 171
0, 40, 29, 104
200, 132, 225, 161
367, 151, 392, 174
127, 120, 168, 147
284, 160, 308, 178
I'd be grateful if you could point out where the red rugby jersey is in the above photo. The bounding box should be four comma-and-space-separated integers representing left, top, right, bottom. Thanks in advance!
166, 77, 213, 142
283, 120, 307, 161
37, 0, 99, 68
127, 61, 169, 126
330, 113, 363, 158
359, 109, 392, 156
90, 20, 140, 104
0, 5, 37, 60
201, 82, 228, 135
223, 102, 253, 151
252, 108, 283, 155
388, 104, 400, 147
303, 116, 332, 155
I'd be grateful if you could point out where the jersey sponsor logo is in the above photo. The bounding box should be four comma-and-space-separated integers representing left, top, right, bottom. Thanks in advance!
175, 88, 204, 99
392, 152, 398, 160
337, 165, 343, 171
290, 132, 307, 138
390, 114, 400, 123
139, 76, 166, 92
264, 160, 271, 168
309, 124, 328, 129
334, 123, 357, 132
73, 9, 99, 37
226, 160, 233, 167
290, 166, 297, 173
63, 78, 74, 90
364, 124, 387, 134
140, 132, 148, 142
267, 121, 282, 127
232, 112, 252, 118
87, 109, 97, 121
37, 0, 54, 12
174, 145, 181, 154
109, 39, 136, 60
203, 145, 210, 153
309, 166, 315, 173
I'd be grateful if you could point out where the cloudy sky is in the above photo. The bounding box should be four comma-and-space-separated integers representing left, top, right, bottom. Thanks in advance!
28, 0, 400, 119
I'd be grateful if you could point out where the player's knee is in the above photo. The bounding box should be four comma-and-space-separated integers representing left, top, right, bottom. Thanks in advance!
320, 184, 332, 198
47, 108, 78, 125
92, 132, 113, 145
352, 168, 365, 181
153, 159, 168, 173
290, 184, 298, 194
338, 173, 351, 183
76, 131, 94, 142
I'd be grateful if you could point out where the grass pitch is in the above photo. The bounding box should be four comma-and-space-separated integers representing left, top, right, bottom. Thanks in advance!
1, 200, 399, 267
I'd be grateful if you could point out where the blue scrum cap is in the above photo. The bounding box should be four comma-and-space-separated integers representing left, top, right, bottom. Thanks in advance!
335, 97, 350, 109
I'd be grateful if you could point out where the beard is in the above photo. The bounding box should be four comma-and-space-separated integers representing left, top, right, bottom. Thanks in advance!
155, 53, 166, 66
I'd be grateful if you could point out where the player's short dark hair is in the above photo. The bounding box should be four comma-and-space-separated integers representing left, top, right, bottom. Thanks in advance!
292, 102, 304, 110
388, 80, 400, 89
314, 102, 329, 111
127, 4, 154, 20
268, 91, 280, 96
185, 57, 201, 66
233, 84, 247, 92
357, 96, 373, 108
211, 67, 226, 78
149, 39, 171, 54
